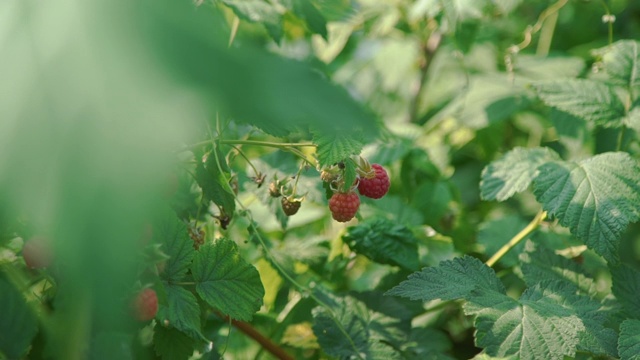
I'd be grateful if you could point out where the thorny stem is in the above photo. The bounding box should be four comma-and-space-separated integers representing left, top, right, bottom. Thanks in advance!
486, 210, 547, 268
210, 119, 364, 360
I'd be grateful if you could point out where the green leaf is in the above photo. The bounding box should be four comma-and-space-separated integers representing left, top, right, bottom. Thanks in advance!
531, 79, 626, 127
464, 281, 586, 360
195, 146, 236, 217
519, 241, 598, 297
343, 218, 420, 271
386, 256, 505, 301
340, 159, 357, 193
293, 0, 328, 39
221, 0, 283, 43
192, 238, 264, 321
593, 40, 640, 90
311, 296, 403, 359
0, 275, 38, 359
153, 325, 196, 360
619, 319, 640, 360
405, 327, 455, 360
611, 264, 640, 319
532, 152, 640, 263
477, 215, 528, 266
313, 130, 364, 167
158, 214, 195, 283
157, 285, 203, 341
480, 147, 560, 201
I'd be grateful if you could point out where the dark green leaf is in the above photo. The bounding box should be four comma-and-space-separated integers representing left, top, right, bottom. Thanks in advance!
611, 264, 640, 319
480, 147, 560, 201
192, 239, 264, 321
158, 213, 195, 283
0, 275, 38, 359
221, 0, 283, 43
343, 218, 420, 271
195, 146, 236, 216
619, 319, 640, 360
478, 215, 529, 267
153, 325, 196, 360
531, 79, 626, 127
533, 152, 640, 263
157, 284, 204, 340
293, 0, 328, 39
386, 256, 505, 301
313, 130, 365, 167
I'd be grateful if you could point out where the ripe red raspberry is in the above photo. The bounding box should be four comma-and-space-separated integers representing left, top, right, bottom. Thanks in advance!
132, 288, 158, 322
357, 164, 389, 199
329, 192, 360, 222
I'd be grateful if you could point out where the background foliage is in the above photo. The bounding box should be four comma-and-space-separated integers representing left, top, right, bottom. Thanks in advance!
2, 0, 640, 359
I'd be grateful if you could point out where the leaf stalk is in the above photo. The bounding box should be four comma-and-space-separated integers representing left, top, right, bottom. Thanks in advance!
486, 210, 547, 267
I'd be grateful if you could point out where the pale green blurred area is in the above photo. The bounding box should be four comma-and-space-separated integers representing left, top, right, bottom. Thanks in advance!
0, 0, 202, 357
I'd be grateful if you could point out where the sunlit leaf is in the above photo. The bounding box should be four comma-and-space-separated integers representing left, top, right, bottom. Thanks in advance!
593, 40, 640, 90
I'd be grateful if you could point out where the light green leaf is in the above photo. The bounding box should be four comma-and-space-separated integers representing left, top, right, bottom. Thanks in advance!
313, 130, 364, 167
343, 218, 420, 271
593, 40, 640, 90
0, 276, 38, 359
311, 296, 403, 359
157, 285, 203, 340
531, 79, 626, 127
478, 215, 529, 267
519, 241, 598, 297
532, 152, 640, 263
386, 256, 505, 301
619, 319, 640, 360
158, 214, 195, 283
221, 0, 283, 42
192, 239, 264, 321
611, 264, 640, 319
153, 325, 196, 360
480, 147, 560, 201
464, 281, 586, 360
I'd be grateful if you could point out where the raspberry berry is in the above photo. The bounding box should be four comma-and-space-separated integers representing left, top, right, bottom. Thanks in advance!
329, 192, 360, 222
281, 197, 301, 216
132, 288, 158, 322
357, 164, 390, 199
22, 236, 53, 269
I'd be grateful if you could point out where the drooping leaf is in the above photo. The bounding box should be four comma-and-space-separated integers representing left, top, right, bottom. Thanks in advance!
619, 319, 640, 360
464, 281, 586, 360
192, 239, 264, 321
313, 130, 365, 167
221, 0, 283, 43
519, 241, 598, 297
0, 276, 38, 359
477, 215, 529, 267
593, 40, 640, 90
311, 296, 403, 359
158, 213, 195, 283
343, 218, 420, 271
153, 325, 196, 360
195, 146, 236, 217
531, 79, 626, 127
532, 152, 640, 263
386, 256, 505, 301
293, 0, 328, 39
157, 284, 204, 341
480, 147, 560, 201
610, 264, 640, 319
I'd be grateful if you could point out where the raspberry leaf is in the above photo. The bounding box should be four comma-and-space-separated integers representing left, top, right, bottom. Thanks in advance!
592, 40, 640, 90
343, 219, 419, 271
192, 239, 265, 321
532, 152, 640, 263
611, 264, 640, 319
220, 0, 283, 43
195, 146, 236, 217
313, 131, 364, 167
157, 285, 205, 341
531, 79, 627, 127
0, 276, 38, 359
480, 147, 560, 202
618, 319, 640, 360
158, 214, 195, 283
153, 326, 198, 360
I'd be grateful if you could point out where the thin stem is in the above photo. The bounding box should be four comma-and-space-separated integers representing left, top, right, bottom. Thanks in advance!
599, 0, 614, 45
536, 10, 558, 56
486, 210, 547, 268
220, 315, 295, 360
229, 144, 261, 178
616, 126, 626, 151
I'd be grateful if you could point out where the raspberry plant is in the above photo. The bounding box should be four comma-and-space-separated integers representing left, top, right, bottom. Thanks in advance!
2, 1, 640, 360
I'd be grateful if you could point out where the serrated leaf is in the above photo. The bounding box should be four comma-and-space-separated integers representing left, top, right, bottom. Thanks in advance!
480, 147, 560, 201
531, 79, 626, 127
157, 285, 203, 341
195, 147, 236, 216
519, 241, 598, 297
221, 0, 283, 43
311, 296, 403, 359
478, 215, 529, 266
192, 239, 264, 321
0, 276, 38, 359
533, 152, 640, 263
293, 0, 328, 39
153, 325, 196, 360
343, 218, 420, 271
593, 40, 640, 90
341, 160, 357, 192
313, 131, 364, 167
386, 256, 505, 301
405, 327, 455, 360
619, 319, 640, 360
158, 214, 195, 283
611, 264, 640, 319
464, 281, 586, 360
